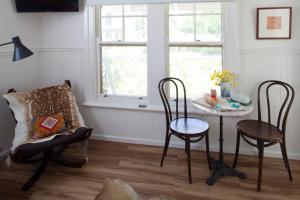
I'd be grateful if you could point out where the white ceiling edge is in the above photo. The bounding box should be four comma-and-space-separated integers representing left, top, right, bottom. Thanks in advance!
86, 0, 233, 6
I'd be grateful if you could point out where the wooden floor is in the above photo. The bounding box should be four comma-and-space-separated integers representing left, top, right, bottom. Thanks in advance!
0, 140, 300, 200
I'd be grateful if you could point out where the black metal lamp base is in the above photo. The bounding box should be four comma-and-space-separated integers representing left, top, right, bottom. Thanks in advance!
206, 157, 247, 185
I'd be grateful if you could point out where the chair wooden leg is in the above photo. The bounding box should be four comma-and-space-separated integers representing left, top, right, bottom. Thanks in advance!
257, 141, 264, 192
160, 133, 171, 167
22, 150, 53, 191
186, 137, 192, 184
280, 143, 288, 169
205, 133, 212, 170
280, 141, 293, 180
233, 131, 241, 169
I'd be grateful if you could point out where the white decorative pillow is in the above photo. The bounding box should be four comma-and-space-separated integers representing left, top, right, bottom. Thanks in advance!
96, 179, 142, 200
3, 83, 85, 151
95, 179, 176, 200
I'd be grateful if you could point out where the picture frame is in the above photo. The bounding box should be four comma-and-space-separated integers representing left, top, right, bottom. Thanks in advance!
256, 7, 292, 39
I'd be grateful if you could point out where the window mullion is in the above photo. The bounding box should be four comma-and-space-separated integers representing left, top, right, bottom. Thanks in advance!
122, 5, 125, 41
147, 4, 168, 106
193, 3, 197, 42
101, 15, 147, 18
98, 6, 103, 94
99, 42, 147, 46
169, 42, 222, 47
98, 40, 103, 94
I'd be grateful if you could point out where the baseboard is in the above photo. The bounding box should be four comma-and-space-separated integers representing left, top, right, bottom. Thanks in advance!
2, 134, 298, 160
90, 134, 300, 160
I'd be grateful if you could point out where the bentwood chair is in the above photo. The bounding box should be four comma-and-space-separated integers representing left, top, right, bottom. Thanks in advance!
233, 80, 295, 191
158, 77, 211, 183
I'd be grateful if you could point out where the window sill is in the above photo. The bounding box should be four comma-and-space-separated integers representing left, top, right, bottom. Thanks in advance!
82, 100, 204, 114
82, 100, 165, 112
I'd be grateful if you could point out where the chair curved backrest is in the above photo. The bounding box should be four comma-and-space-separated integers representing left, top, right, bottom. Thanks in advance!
158, 77, 187, 128
257, 80, 295, 134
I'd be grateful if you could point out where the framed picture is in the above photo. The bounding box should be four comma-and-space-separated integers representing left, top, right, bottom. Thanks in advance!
256, 7, 292, 39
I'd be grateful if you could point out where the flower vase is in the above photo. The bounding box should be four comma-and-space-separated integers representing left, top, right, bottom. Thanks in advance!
220, 82, 232, 98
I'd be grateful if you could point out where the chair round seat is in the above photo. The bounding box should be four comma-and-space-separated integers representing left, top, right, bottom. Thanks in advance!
170, 117, 209, 137
237, 120, 283, 143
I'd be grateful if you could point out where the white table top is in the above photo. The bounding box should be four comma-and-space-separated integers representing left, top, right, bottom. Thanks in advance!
192, 100, 254, 117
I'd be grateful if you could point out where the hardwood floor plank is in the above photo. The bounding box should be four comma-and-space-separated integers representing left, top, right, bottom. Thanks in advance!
0, 140, 300, 200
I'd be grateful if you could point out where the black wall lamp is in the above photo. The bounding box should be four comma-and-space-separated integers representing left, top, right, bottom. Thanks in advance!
0, 36, 34, 62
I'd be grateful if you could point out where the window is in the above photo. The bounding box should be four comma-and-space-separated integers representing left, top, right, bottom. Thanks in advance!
169, 3, 223, 99
87, 2, 237, 108
98, 5, 148, 97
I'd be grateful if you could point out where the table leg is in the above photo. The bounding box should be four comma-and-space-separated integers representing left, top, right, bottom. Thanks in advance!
219, 116, 224, 162
206, 116, 246, 186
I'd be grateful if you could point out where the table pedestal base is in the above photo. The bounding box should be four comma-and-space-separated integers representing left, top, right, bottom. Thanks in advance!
206, 157, 246, 186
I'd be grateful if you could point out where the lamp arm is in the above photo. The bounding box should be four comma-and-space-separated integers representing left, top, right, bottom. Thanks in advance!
0, 41, 13, 47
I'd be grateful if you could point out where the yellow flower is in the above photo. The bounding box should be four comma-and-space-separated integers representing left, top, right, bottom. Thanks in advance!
210, 69, 238, 87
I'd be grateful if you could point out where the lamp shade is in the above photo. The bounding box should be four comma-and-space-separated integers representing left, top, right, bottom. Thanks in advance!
12, 36, 34, 62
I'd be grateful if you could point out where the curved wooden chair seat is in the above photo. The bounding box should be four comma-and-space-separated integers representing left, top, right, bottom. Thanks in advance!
170, 117, 209, 137
237, 120, 283, 143
158, 77, 211, 184
233, 80, 294, 192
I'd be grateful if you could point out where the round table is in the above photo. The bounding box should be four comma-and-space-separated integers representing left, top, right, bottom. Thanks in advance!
192, 100, 253, 185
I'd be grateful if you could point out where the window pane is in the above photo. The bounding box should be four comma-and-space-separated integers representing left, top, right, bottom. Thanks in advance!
169, 47, 222, 98
124, 5, 147, 16
196, 3, 221, 14
101, 5, 122, 16
101, 17, 123, 41
125, 17, 147, 42
169, 3, 194, 15
196, 15, 221, 42
169, 16, 194, 42
101, 46, 147, 96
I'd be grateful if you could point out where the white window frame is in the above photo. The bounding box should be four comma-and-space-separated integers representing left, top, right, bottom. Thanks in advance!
167, 2, 223, 101
83, 1, 240, 111
96, 5, 149, 105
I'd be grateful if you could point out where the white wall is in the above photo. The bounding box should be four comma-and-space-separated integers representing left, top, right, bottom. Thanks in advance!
0, 0, 42, 151
39, 1, 86, 102
239, 0, 300, 157
1, 0, 300, 160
